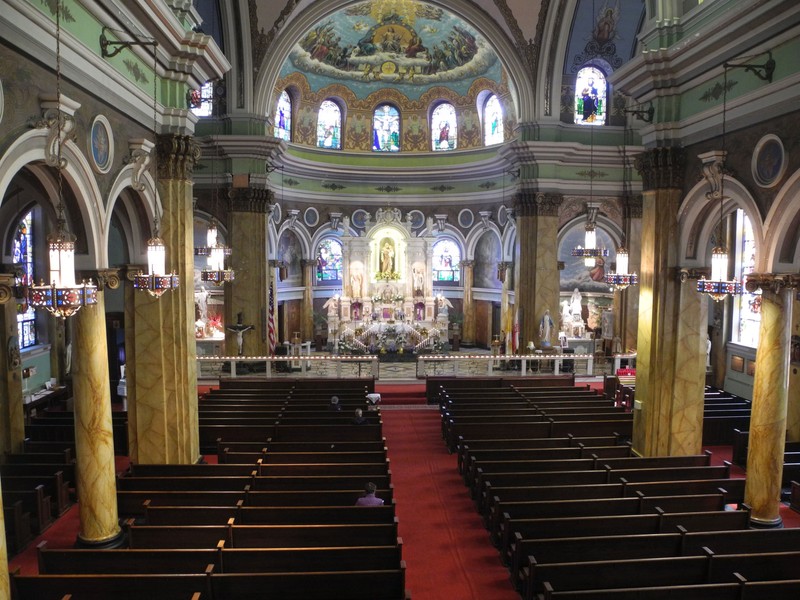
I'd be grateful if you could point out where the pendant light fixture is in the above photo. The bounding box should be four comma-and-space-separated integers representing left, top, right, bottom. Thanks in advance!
28, 0, 97, 318
696, 65, 741, 302
572, 116, 607, 267
194, 155, 234, 285
132, 35, 179, 298
606, 127, 638, 290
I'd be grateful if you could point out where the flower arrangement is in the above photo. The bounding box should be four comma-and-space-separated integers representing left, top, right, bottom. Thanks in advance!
375, 271, 400, 281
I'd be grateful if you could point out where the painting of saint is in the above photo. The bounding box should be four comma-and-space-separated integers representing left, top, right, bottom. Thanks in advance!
380, 239, 395, 274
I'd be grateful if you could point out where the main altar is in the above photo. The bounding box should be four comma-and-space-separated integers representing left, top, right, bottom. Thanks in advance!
325, 208, 450, 354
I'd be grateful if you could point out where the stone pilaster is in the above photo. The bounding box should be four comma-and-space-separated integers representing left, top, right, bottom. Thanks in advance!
632, 148, 706, 456
514, 192, 560, 352
0, 274, 24, 455
301, 260, 316, 342
125, 134, 200, 464
461, 260, 475, 345
744, 275, 795, 527
72, 270, 123, 547
224, 187, 271, 357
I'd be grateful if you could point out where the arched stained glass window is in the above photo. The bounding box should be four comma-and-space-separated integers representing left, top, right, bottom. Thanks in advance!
432, 239, 461, 283
189, 81, 214, 118
733, 209, 760, 347
431, 103, 457, 151
483, 95, 503, 146
316, 238, 343, 282
274, 91, 292, 141
317, 100, 342, 149
13, 211, 36, 348
574, 66, 607, 125
372, 104, 400, 152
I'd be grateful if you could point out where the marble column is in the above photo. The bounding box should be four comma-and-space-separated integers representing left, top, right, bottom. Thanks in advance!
744, 276, 794, 527
301, 260, 315, 342
789, 294, 800, 442
514, 192, 560, 351
0, 274, 25, 455
124, 134, 200, 465
461, 260, 475, 345
618, 196, 642, 352
498, 263, 511, 350
632, 148, 707, 456
73, 270, 123, 547
224, 188, 271, 357
0, 477, 7, 599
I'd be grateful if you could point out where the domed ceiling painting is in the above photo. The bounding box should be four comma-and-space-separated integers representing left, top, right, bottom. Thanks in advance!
280, 0, 504, 100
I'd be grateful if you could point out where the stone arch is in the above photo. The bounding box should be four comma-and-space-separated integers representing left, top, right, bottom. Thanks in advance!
762, 167, 800, 272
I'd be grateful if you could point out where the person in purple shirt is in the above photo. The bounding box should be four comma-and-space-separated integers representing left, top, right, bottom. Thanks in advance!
355, 482, 384, 506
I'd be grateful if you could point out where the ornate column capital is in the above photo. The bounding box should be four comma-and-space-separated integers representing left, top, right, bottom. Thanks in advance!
301, 259, 317, 269
514, 192, 561, 217
227, 187, 272, 213
496, 261, 511, 283
623, 195, 643, 219
0, 273, 16, 304
745, 273, 800, 294
156, 134, 201, 180
81, 269, 121, 291
123, 264, 146, 282
635, 147, 686, 191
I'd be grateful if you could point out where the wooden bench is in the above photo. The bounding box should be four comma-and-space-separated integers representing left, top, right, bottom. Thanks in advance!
536, 578, 800, 600
126, 519, 400, 549
4, 499, 34, 555
144, 501, 397, 526
4, 449, 74, 464
2, 472, 71, 516
38, 539, 404, 575
461, 445, 632, 478
12, 571, 211, 600
3, 486, 53, 533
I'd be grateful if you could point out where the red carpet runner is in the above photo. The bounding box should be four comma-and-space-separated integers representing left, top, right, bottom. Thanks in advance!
382, 408, 518, 600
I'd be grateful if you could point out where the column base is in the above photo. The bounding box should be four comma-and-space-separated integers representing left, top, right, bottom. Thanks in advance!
75, 528, 127, 549
748, 515, 783, 529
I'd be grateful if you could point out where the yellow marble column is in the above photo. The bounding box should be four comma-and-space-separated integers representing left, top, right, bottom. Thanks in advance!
124, 134, 200, 465
0, 477, 8, 599
617, 197, 642, 352
789, 294, 800, 441
514, 193, 560, 351
633, 148, 707, 456
461, 260, 475, 345
0, 274, 25, 455
224, 188, 271, 357
744, 276, 794, 527
301, 260, 315, 342
73, 271, 123, 547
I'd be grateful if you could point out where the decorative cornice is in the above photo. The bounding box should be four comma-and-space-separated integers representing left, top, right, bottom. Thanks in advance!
635, 148, 686, 191
515, 192, 562, 217
157, 134, 201, 180
745, 273, 800, 294
227, 187, 272, 213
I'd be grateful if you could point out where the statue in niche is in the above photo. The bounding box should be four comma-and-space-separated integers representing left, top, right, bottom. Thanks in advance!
412, 266, 424, 294
380, 239, 395, 274
350, 267, 364, 299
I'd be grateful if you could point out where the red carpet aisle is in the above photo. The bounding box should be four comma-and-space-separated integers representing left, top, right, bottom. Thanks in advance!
382, 409, 518, 600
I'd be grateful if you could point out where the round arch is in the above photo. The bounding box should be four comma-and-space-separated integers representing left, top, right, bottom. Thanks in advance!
762, 167, 800, 272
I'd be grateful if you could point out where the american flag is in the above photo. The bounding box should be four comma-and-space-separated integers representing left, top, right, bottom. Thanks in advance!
267, 283, 276, 356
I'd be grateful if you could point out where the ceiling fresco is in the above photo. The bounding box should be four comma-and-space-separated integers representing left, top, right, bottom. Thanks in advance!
279, 0, 504, 100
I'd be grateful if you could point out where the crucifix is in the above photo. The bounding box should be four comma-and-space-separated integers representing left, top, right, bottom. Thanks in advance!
226, 312, 254, 356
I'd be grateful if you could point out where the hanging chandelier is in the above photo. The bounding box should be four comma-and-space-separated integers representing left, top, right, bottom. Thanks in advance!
572, 205, 607, 268
696, 65, 741, 302
133, 216, 179, 297
606, 245, 638, 290
29, 0, 97, 319
195, 218, 234, 285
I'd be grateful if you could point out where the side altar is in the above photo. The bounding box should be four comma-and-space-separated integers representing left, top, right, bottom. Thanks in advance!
325, 208, 450, 354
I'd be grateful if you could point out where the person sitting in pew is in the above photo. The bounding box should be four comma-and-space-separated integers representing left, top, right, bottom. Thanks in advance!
329, 396, 341, 411
353, 408, 368, 425
355, 482, 384, 506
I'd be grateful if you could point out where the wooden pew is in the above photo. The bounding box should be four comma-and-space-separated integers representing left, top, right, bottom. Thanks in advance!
125, 520, 400, 549
3, 486, 53, 533
461, 445, 632, 478
144, 501, 396, 525
2, 472, 70, 516
4, 499, 33, 555
537, 578, 800, 600
38, 539, 404, 575
4, 449, 74, 464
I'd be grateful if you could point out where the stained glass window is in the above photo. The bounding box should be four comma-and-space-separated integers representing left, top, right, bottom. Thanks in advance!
733, 209, 760, 347
189, 81, 214, 118
317, 100, 342, 150
274, 91, 292, 141
431, 103, 457, 151
483, 95, 504, 146
574, 66, 607, 125
372, 104, 400, 152
316, 239, 343, 282
13, 211, 36, 349
432, 239, 461, 283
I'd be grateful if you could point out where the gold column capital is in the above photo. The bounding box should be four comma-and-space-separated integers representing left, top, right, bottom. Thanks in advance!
81, 269, 121, 291
0, 273, 16, 304
635, 147, 686, 191
156, 134, 201, 180
227, 187, 273, 213
745, 272, 800, 294
514, 192, 561, 217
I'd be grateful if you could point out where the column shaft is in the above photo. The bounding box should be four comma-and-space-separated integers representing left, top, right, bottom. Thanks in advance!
225, 189, 270, 356
745, 284, 793, 527
0, 277, 24, 454
461, 261, 475, 344
301, 260, 315, 342
73, 292, 121, 545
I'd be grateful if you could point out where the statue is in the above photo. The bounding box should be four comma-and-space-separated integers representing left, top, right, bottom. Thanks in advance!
560, 300, 572, 331
412, 266, 424, 294
381, 240, 394, 274
539, 309, 554, 347
570, 288, 583, 322
195, 286, 209, 323
227, 312, 254, 356
350, 268, 363, 299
